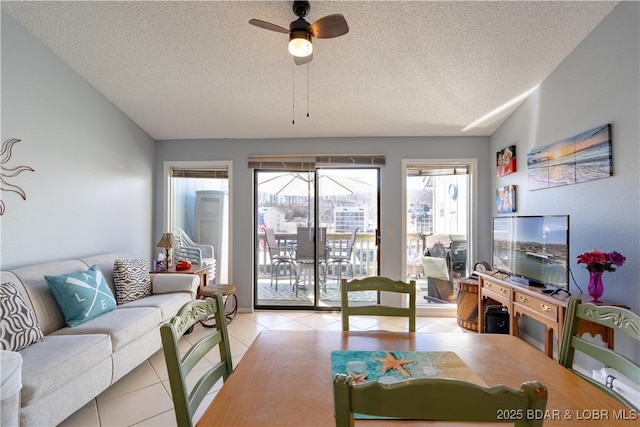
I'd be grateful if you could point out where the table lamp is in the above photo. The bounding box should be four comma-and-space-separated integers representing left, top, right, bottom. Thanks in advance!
156, 232, 179, 270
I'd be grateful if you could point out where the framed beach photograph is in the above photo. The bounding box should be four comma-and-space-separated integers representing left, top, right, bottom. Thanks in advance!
496, 185, 516, 214
497, 145, 516, 177
527, 124, 612, 190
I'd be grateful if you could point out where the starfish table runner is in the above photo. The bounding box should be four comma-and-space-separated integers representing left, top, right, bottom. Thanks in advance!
331, 350, 486, 386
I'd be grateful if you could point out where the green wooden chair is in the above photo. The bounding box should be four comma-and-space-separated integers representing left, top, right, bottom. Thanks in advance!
559, 298, 640, 410
333, 374, 547, 427
340, 276, 416, 332
160, 295, 233, 427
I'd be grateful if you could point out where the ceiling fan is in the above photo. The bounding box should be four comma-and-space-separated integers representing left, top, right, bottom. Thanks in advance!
249, 0, 349, 65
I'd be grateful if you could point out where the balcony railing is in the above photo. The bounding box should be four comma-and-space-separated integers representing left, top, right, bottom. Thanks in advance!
257, 231, 462, 280
257, 232, 379, 278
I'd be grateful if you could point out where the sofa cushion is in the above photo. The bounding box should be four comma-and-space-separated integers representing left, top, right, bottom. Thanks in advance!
119, 292, 192, 322
51, 306, 161, 351
19, 333, 112, 406
0, 282, 44, 351
45, 265, 117, 327
113, 259, 152, 305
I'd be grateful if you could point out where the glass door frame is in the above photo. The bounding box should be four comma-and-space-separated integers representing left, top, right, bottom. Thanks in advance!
253, 169, 318, 310
253, 167, 381, 311
402, 158, 477, 317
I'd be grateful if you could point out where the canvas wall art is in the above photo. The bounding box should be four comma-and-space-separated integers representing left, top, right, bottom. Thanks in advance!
527, 124, 612, 190
496, 185, 516, 214
496, 145, 516, 177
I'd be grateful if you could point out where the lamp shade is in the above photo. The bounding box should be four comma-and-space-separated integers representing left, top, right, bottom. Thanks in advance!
288, 32, 312, 57
156, 233, 179, 249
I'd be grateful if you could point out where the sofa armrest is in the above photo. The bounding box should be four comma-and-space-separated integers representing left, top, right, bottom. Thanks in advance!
151, 274, 199, 297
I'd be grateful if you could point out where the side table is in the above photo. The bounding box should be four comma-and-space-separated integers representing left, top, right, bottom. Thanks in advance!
199, 284, 238, 327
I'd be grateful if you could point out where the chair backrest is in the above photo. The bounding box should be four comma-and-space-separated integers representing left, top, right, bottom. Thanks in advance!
173, 227, 215, 259
160, 295, 233, 427
333, 374, 547, 427
340, 276, 416, 332
296, 227, 327, 261
344, 227, 358, 257
264, 228, 281, 258
174, 246, 203, 266
559, 298, 640, 410
173, 227, 198, 248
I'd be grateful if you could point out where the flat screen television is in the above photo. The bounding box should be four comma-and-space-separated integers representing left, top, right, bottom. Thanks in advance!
492, 215, 569, 290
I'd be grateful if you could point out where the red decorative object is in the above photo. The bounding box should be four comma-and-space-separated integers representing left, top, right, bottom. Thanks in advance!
587, 270, 604, 303
176, 260, 192, 271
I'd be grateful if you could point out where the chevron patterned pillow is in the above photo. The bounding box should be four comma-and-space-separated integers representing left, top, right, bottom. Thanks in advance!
113, 259, 152, 305
1, 281, 44, 351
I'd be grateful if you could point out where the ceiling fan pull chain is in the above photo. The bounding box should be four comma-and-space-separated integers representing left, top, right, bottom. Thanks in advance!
292, 63, 296, 125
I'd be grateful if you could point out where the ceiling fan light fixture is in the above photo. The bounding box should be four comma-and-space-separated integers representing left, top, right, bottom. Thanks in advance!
288, 32, 313, 57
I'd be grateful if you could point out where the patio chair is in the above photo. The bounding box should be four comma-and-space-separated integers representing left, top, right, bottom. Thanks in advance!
422, 242, 455, 303
340, 276, 416, 332
295, 227, 328, 293
559, 298, 640, 410
264, 228, 297, 291
160, 295, 233, 427
326, 227, 358, 282
333, 374, 547, 427
173, 227, 216, 282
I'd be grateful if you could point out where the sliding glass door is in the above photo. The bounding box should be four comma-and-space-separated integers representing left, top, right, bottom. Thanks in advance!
255, 167, 379, 309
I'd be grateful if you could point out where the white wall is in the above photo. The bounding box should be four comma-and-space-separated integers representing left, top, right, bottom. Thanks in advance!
491, 3, 639, 359
1, 11, 155, 269
155, 137, 492, 310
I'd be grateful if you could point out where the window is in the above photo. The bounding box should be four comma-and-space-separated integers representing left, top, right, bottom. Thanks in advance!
404, 160, 476, 312
164, 162, 231, 283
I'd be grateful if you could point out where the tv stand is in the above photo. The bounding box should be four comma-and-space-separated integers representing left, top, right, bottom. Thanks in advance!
476, 272, 617, 358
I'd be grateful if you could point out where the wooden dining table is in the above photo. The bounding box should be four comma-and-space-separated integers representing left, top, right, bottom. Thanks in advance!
197, 331, 638, 426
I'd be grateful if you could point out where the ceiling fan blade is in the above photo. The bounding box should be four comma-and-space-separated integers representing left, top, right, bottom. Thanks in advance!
294, 53, 313, 66
309, 14, 349, 39
248, 19, 289, 34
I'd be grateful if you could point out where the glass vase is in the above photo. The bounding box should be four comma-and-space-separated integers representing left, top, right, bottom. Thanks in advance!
588, 270, 604, 303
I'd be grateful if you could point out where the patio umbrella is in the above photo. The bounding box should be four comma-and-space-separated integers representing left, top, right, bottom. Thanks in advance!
258, 172, 372, 197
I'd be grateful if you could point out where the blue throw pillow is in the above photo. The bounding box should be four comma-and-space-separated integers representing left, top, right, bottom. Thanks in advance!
45, 265, 116, 327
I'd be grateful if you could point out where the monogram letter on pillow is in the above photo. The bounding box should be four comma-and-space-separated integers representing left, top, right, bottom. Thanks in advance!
45, 265, 116, 327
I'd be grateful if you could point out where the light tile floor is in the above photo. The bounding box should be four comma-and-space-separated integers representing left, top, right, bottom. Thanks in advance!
58, 311, 464, 427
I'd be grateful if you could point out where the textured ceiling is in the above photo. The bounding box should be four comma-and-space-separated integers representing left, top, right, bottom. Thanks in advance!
2, 1, 617, 140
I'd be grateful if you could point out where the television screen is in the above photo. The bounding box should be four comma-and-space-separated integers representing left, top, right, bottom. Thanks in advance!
492, 215, 569, 289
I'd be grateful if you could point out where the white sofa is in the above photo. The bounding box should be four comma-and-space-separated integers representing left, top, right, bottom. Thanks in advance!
0, 252, 198, 426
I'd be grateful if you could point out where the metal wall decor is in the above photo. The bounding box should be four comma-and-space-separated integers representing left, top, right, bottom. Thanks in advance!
1, 138, 35, 215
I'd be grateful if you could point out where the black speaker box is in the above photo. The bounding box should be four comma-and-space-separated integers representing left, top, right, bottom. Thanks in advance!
484, 305, 509, 334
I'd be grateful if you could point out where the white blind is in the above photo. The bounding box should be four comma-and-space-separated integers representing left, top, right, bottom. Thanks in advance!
406, 164, 469, 176
248, 155, 385, 170
171, 167, 228, 179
